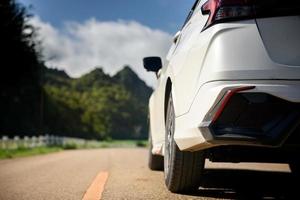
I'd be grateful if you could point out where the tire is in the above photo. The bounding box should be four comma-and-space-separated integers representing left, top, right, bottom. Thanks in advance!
148, 134, 164, 171
164, 93, 205, 193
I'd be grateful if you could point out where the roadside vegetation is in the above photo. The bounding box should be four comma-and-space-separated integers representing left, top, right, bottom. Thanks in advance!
0, 147, 62, 159
0, 140, 148, 159
43, 66, 152, 140
1, 0, 151, 142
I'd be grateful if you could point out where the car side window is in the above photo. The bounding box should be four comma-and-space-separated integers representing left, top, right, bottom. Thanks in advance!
181, 0, 201, 29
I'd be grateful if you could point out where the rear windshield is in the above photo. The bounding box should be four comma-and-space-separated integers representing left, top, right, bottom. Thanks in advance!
254, 0, 300, 18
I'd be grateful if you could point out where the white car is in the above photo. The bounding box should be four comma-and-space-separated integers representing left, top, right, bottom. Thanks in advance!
144, 0, 300, 193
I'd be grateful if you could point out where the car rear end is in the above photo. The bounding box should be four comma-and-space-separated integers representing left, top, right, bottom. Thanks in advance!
174, 0, 300, 159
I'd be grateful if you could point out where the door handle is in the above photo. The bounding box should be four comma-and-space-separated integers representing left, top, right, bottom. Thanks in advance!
173, 31, 181, 44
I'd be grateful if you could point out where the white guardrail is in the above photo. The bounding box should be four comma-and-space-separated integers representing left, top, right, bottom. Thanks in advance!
0, 135, 88, 150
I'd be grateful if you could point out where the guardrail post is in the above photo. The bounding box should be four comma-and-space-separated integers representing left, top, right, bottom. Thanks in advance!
38, 136, 44, 147
24, 136, 29, 148
1, 136, 8, 149
14, 136, 20, 149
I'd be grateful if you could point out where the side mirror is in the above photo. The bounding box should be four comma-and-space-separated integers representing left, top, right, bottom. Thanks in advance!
143, 57, 162, 73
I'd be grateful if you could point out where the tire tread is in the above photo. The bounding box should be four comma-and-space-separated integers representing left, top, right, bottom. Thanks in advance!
165, 94, 205, 193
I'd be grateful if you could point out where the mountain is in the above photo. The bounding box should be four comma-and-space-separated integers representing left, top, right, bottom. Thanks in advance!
43, 66, 152, 140
114, 66, 152, 102
43, 67, 71, 86
74, 68, 114, 90
44, 67, 69, 79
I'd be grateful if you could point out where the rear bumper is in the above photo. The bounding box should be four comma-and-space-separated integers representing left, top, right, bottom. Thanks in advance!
174, 80, 300, 151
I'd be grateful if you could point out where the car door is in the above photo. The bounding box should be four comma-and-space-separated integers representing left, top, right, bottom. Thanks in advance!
168, 0, 210, 116
167, 0, 201, 61
150, 0, 207, 152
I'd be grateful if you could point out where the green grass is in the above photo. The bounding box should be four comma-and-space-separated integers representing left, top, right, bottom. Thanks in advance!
0, 140, 148, 159
61, 139, 148, 149
94, 140, 148, 148
0, 146, 63, 159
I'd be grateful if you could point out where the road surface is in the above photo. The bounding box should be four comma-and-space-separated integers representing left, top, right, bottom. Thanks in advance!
0, 148, 297, 200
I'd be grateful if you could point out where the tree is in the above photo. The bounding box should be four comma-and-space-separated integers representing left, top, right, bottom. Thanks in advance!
0, 0, 42, 136
43, 67, 151, 140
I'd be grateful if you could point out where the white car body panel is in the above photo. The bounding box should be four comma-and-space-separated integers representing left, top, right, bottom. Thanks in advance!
148, 1, 300, 155
256, 16, 300, 66
175, 80, 300, 151
149, 65, 173, 154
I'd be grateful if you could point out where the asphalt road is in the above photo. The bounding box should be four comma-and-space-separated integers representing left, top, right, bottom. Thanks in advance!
0, 148, 298, 200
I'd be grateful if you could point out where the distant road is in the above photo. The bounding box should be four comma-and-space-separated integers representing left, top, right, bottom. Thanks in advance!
0, 148, 297, 200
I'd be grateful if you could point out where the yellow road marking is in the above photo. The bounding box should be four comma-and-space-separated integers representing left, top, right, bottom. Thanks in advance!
82, 171, 109, 200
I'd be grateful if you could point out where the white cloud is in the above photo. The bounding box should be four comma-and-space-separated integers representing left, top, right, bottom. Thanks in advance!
31, 17, 173, 87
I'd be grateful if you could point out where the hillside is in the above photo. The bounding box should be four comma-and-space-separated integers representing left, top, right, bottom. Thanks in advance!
113, 66, 153, 103
43, 66, 152, 140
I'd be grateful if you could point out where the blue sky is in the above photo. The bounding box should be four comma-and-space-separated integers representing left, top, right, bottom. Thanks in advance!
18, 0, 196, 87
19, 0, 195, 33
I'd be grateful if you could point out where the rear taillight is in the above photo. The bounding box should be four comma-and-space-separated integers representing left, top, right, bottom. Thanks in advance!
201, 0, 254, 30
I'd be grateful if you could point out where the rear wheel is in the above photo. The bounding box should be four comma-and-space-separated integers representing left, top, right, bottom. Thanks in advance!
164, 94, 205, 193
148, 134, 164, 171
